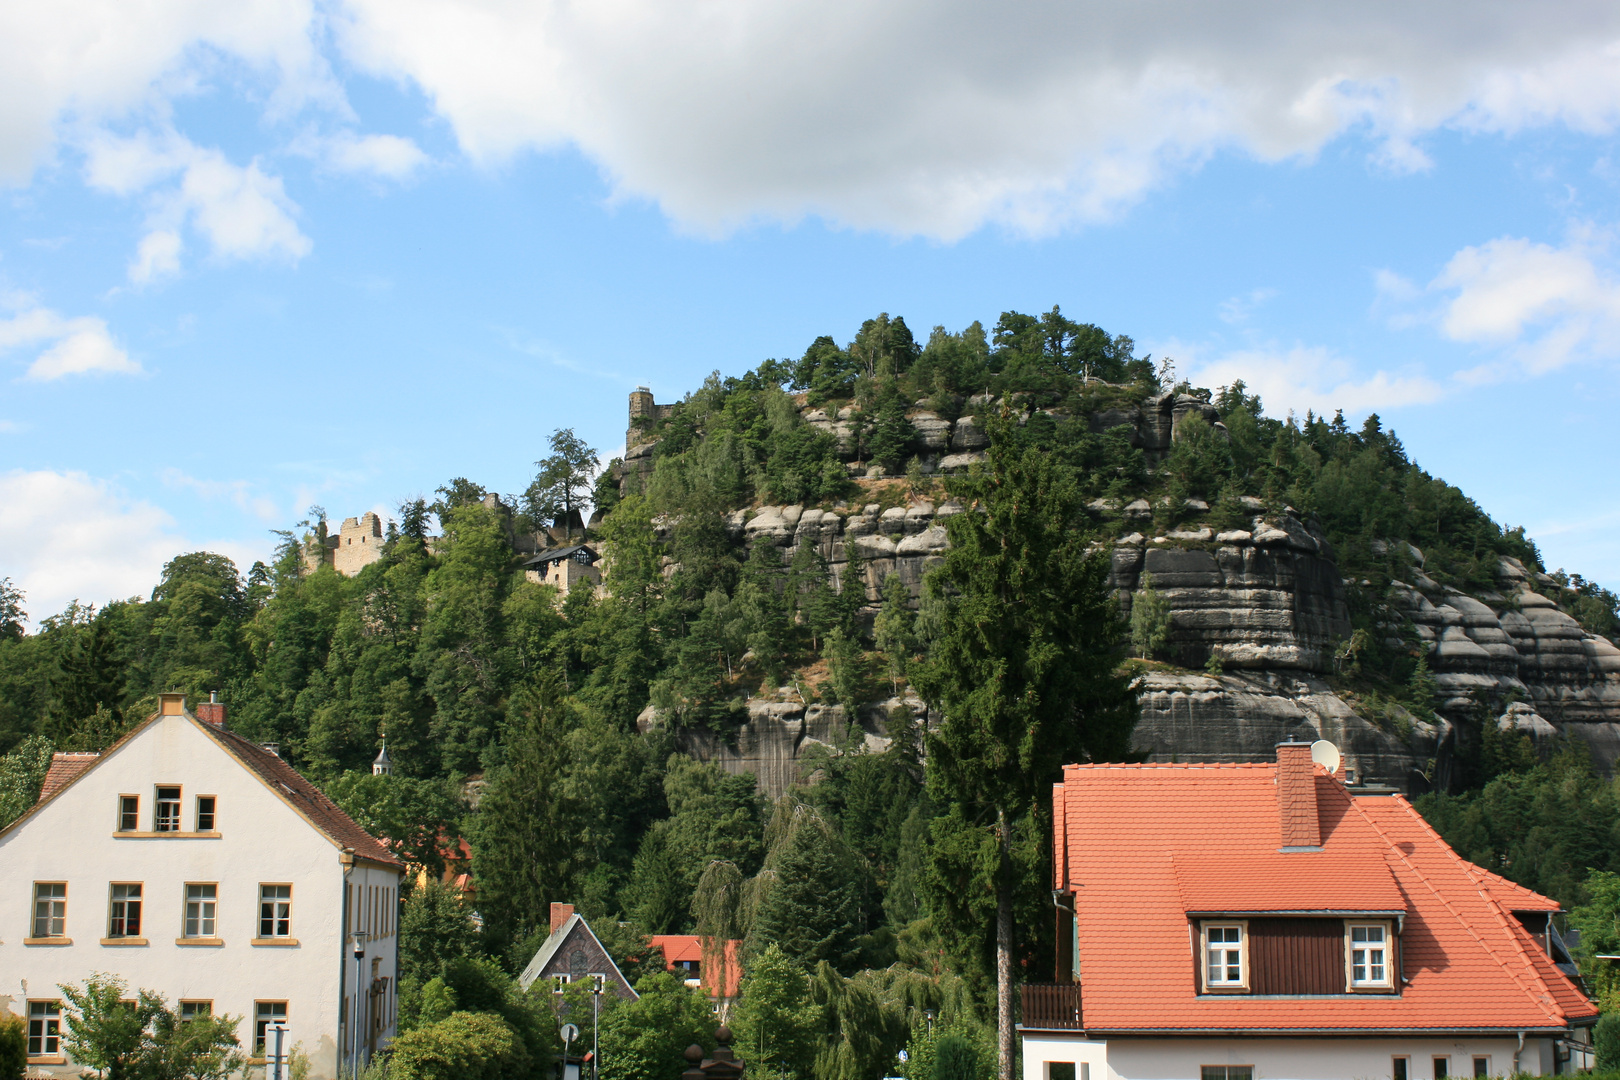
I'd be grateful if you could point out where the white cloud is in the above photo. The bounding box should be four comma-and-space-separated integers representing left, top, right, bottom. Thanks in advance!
85, 130, 312, 277
1187, 344, 1445, 418
1428, 232, 1620, 380
331, 1, 1620, 237
0, 0, 325, 184
0, 469, 182, 624
321, 131, 429, 179
0, 304, 141, 380
5, 3, 1620, 239
129, 229, 183, 283
162, 468, 282, 522
1218, 288, 1278, 325
0, 468, 271, 628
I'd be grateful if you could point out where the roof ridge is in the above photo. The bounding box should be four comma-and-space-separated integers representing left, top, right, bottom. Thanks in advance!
1360, 798, 1562, 1025
1397, 800, 1569, 1023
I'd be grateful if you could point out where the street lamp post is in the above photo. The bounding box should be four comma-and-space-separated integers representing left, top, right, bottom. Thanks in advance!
589, 974, 605, 1080
351, 929, 367, 1076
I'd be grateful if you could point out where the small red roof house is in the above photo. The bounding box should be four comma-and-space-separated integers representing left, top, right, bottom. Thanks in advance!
649, 935, 743, 1014
1022, 742, 1596, 1080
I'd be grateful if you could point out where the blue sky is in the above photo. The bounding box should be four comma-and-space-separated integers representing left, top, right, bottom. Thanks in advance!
3, 2, 1620, 621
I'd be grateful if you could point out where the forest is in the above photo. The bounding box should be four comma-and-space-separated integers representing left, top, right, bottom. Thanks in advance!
4, 306, 1620, 1080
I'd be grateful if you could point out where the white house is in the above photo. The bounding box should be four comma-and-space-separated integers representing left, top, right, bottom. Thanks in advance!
1021, 742, 1597, 1080
0, 693, 404, 1079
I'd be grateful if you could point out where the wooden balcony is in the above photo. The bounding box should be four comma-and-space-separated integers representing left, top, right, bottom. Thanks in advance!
1021, 983, 1083, 1030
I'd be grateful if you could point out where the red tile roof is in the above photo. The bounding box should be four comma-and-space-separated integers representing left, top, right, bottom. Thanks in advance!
39, 752, 100, 800
202, 724, 400, 868
649, 935, 743, 999
1173, 851, 1404, 914
1056, 760, 1596, 1034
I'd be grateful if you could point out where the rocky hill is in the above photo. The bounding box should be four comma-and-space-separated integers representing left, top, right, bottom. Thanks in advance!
614, 355, 1620, 797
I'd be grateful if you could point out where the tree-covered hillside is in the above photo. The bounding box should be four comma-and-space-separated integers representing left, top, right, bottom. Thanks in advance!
3, 306, 1620, 1080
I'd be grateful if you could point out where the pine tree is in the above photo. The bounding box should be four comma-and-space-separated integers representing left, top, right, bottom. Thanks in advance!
873, 573, 916, 693
748, 802, 865, 972
467, 693, 588, 951
910, 407, 1138, 1080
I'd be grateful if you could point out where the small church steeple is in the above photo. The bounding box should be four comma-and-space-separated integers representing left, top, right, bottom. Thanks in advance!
372, 739, 393, 776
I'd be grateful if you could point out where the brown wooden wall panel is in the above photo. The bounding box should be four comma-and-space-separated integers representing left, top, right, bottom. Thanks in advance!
1249, 918, 1344, 994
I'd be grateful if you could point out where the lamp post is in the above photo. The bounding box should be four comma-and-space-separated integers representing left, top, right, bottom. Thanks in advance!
589, 973, 605, 1080
350, 929, 367, 1075
270, 1024, 288, 1080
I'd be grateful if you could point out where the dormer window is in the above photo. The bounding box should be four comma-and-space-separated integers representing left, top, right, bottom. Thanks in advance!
1348, 922, 1393, 989
1201, 922, 1248, 991
155, 786, 181, 832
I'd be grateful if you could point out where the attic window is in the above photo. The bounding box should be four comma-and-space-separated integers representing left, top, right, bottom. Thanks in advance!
1200, 922, 1248, 991
1348, 922, 1393, 989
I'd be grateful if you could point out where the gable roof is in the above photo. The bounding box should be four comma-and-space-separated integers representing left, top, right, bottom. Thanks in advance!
518, 914, 639, 999
522, 544, 596, 567
198, 723, 400, 867
3, 697, 401, 870
1055, 760, 1596, 1035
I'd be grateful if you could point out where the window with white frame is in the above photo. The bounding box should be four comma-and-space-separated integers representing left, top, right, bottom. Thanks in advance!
33, 882, 66, 938
1202, 922, 1247, 989
28, 1001, 61, 1057
1200, 1069, 1253, 1080
108, 883, 142, 937
260, 884, 292, 937
185, 884, 217, 937
155, 786, 182, 831
196, 795, 216, 831
1348, 922, 1393, 988
117, 795, 139, 831
180, 1001, 213, 1021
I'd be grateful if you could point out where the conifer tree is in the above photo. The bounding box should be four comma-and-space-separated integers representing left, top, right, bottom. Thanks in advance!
911, 408, 1137, 1080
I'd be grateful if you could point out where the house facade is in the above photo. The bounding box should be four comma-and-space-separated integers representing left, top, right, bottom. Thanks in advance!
0, 694, 403, 1079
522, 545, 603, 599
1023, 742, 1596, 1080
648, 935, 743, 1015
518, 903, 638, 999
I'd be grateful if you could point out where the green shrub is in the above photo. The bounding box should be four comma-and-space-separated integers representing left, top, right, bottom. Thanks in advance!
389, 1011, 531, 1080
933, 1032, 979, 1080
0, 1012, 25, 1080
1597, 1011, 1620, 1072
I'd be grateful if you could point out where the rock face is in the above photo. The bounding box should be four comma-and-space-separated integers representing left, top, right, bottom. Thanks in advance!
1110, 518, 1350, 672
616, 388, 1620, 793
641, 696, 911, 799
1132, 670, 1441, 788
1383, 556, 1620, 769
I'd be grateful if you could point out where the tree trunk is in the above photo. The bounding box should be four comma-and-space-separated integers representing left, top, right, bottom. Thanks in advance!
997, 806, 1016, 1080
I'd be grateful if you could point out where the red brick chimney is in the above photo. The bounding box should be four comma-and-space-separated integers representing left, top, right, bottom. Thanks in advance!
1276, 741, 1321, 848
550, 902, 575, 935
195, 690, 226, 727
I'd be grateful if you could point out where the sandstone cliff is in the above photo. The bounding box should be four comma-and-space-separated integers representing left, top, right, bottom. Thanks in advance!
621, 385, 1620, 798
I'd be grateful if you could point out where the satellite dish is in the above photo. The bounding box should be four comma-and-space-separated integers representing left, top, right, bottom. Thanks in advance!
1310, 739, 1342, 775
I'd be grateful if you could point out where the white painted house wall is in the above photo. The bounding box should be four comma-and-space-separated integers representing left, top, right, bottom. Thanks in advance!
1021, 1033, 1554, 1080
0, 709, 399, 1080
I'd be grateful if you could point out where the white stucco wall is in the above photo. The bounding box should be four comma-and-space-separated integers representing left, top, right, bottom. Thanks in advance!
1022, 1033, 1557, 1080
0, 712, 399, 1080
